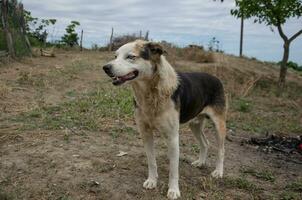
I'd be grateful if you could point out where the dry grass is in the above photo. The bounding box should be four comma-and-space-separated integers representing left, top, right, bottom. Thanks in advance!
0, 82, 11, 99
163, 43, 216, 64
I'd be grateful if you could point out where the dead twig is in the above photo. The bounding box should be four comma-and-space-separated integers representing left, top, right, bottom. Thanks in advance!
241, 76, 261, 97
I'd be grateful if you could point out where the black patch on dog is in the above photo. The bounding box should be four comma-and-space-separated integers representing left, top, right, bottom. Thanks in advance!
140, 46, 150, 60
172, 72, 225, 124
140, 42, 164, 60
148, 43, 163, 55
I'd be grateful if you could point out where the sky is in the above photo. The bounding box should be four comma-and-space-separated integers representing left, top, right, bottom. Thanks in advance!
23, 0, 302, 64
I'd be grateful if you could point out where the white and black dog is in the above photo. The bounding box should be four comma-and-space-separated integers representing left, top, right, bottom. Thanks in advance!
103, 40, 227, 199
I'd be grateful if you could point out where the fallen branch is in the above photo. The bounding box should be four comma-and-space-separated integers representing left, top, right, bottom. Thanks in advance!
0, 50, 9, 57
40, 48, 55, 57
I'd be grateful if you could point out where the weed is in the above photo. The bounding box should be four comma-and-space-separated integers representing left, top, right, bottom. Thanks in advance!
0, 83, 10, 99
111, 125, 136, 139
285, 180, 302, 192
280, 191, 300, 200
222, 176, 260, 193
65, 90, 77, 97
63, 133, 70, 143
191, 144, 199, 153
241, 167, 276, 182
234, 98, 252, 113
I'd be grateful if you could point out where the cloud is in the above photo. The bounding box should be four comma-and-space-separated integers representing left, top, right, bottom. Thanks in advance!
23, 0, 302, 64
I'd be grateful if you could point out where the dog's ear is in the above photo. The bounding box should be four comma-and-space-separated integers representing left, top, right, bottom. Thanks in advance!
146, 42, 164, 55
140, 42, 165, 60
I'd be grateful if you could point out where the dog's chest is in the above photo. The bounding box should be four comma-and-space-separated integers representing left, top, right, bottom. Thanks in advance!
135, 93, 173, 121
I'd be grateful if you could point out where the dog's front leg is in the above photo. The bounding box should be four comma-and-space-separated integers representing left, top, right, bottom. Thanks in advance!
167, 129, 180, 199
159, 111, 181, 200
141, 131, 158, 189
136, 113, 158, 189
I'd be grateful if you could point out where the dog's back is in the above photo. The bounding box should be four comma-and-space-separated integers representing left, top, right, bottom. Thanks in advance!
172, 72, 225, 124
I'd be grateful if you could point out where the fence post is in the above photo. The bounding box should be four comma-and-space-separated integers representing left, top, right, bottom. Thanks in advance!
1, 0, 15, 58
144, 31, 149, 41
80, 29, 83, 51
109, 27, 114, 51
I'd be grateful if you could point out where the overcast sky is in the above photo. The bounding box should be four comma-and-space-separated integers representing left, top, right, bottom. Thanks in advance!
23, 0, 302, 64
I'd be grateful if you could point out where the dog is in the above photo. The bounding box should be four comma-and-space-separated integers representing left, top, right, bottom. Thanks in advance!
103, 40, 227, 199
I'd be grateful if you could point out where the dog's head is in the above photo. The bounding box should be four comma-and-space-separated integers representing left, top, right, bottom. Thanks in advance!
103, 40, 164, 86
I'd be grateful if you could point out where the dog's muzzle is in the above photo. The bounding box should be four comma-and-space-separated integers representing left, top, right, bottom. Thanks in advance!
103, 64, 115, 77
102, 64, 139, 86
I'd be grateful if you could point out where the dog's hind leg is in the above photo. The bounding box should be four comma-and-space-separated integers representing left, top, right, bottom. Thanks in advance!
203, 106, 227, 178
189, 116, 209, 167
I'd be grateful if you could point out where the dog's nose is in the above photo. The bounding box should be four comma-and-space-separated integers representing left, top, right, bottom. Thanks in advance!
103, 64, 112, 73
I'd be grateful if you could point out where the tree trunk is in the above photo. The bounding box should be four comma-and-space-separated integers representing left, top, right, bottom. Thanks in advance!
278, 41, 290, 92
239, 15, 244, 57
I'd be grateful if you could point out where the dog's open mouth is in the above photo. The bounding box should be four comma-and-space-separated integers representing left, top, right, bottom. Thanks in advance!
112, 70, 139, 85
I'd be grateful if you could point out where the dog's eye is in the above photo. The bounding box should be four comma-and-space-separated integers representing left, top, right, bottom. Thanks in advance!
114, 55, 117, 59
126, 55, 136, 60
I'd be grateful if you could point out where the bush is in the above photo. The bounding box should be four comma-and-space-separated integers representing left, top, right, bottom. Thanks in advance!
278, 61, 302, 72
108, 34, 142, 50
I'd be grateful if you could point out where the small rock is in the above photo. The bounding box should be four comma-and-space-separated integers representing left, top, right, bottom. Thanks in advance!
116, 151, 128, 157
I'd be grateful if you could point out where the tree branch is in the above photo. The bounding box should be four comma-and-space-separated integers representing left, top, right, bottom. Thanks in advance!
276, 23, 288, 42
289, 29, 302, 42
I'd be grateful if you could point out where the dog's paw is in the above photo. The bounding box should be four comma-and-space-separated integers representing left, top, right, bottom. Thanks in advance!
143, 178, 157, 189
167, 188, 181, 199
191, 159, 206, 168
211, 169, 223, 178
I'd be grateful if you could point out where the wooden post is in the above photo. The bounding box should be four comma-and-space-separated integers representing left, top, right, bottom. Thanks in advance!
144, 31, 149, 41
19, 3, 32, 56
239, 15, 244, 57
1, 0, 15, 58
109, 27, 114, 51
80, 29, 83, 51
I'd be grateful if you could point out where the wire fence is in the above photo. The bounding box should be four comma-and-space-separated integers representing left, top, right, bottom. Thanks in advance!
0, 0, 31, 58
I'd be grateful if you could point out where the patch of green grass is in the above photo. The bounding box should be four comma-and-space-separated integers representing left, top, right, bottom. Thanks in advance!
285, 180, 302, 192
65, 90, 78, 97
14, 86, 134, 131
233, 98, 252, 113
280, 191, 301, 200
222, 176, 260, 193
191, 144, 199, 153
240, 167, 276, 182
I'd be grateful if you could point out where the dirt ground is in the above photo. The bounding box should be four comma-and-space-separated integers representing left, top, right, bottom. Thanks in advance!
0, 50, 301, 200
